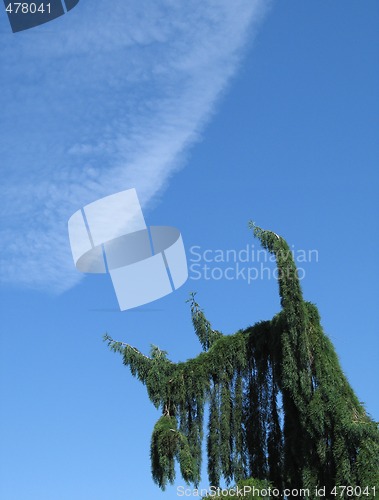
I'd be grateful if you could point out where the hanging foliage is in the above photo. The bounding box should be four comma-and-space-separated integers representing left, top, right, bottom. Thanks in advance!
104, 223, 379, 498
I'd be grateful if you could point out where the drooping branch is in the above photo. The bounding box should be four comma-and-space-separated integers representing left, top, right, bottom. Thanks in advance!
103, 333, 152, 359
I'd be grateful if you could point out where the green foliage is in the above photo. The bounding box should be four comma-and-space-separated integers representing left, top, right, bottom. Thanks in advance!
105, 223, 379, 498
150, 414, 198, 489
188, 292, 223, 351
150, 415, 178, 489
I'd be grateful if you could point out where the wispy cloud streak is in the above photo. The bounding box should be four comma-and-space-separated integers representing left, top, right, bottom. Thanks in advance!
0, 0, 267, 291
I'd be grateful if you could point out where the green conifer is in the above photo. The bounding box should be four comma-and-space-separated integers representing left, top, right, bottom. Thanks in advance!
104, 223, 379, 499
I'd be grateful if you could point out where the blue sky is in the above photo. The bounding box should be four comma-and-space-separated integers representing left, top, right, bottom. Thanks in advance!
0, 1, 378, 499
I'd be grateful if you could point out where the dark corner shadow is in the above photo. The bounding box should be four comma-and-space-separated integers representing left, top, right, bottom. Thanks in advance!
3, 0, 80, 33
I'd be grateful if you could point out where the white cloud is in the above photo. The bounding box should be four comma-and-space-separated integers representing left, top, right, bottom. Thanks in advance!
0, 0, 267, 292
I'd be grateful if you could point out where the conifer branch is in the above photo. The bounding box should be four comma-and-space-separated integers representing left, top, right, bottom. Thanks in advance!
103, 333, 152, 360
248, 221, 281, 240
